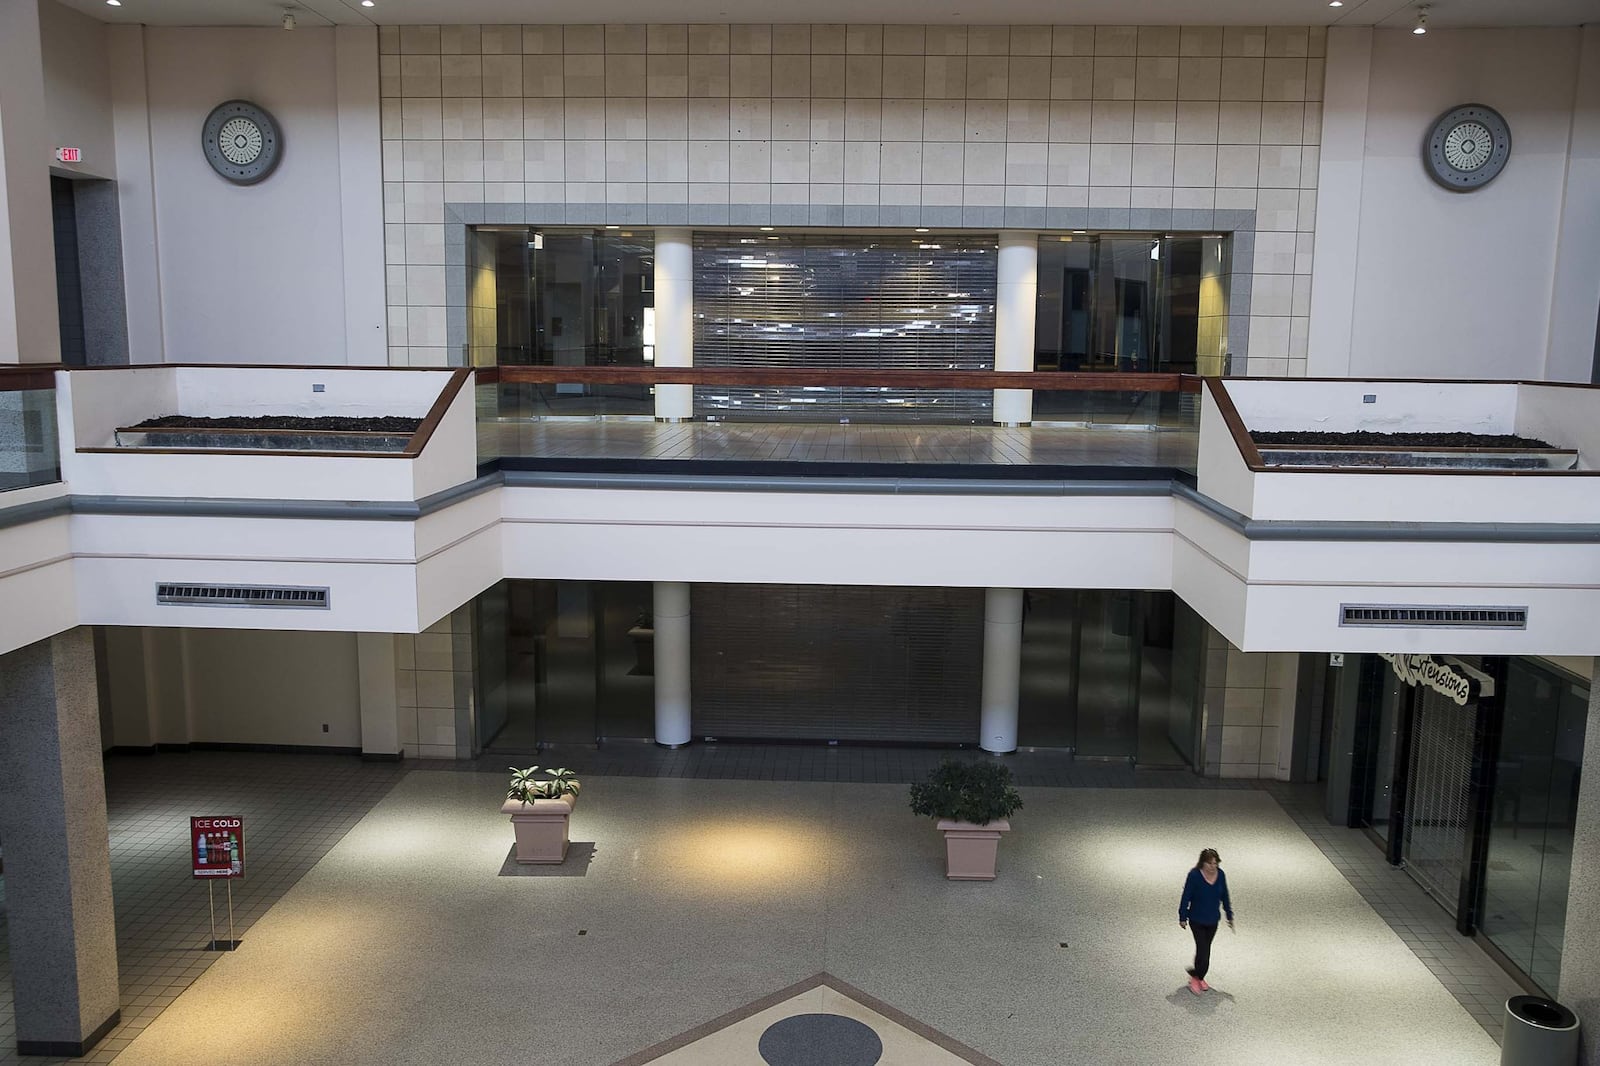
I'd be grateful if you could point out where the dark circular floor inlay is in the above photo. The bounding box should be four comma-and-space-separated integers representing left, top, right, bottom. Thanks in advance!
758, 1013, 884, 1066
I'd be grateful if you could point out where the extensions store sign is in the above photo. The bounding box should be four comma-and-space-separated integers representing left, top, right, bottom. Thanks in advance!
1379, 653, 1473, 706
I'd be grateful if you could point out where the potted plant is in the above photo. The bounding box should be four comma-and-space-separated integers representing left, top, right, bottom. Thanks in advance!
909, 759, 1023, 881
500, 766, 581, 864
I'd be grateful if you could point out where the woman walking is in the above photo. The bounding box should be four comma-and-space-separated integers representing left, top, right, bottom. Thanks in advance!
1178, 848, 1234, 994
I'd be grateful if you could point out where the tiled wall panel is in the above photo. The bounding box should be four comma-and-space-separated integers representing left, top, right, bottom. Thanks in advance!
380, 23, 1322, 375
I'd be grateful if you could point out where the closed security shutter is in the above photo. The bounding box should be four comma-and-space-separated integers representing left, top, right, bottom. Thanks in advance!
1402, 686, 1475, 907
691, 583, 983, 742
692, 233, 997, 422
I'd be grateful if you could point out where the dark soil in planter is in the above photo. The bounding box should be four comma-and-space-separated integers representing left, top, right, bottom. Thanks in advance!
1250, 430, 1555, 449
133, 415, 422, 433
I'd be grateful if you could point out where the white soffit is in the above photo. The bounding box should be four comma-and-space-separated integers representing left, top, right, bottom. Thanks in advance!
53, 0, 1600, 28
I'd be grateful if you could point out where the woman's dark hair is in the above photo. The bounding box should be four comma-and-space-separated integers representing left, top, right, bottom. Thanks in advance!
1195, 848, 1221, 868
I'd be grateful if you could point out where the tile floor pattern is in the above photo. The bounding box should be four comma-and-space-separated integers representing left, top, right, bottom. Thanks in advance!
0, 748, 1530, 1062
0, 754, 407, 1066
482, 417, 1199, 473
1261, 781, 1529, 1039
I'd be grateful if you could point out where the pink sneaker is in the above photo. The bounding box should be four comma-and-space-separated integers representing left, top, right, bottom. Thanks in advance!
1198, 979, 1210, 992
1188, 977, 1203, 995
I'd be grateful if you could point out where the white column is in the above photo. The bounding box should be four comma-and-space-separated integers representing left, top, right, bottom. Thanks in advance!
653, 581, 692, 747
992, 232, 1037, 426
0, 0, 60, 364
980, 588, 1024, 754
335, 26, 388, 366
653, 228, 694, 420
107, 25, 165, 364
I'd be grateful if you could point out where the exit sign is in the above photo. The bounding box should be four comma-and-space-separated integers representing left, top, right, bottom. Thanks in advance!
55, 147, 81, 163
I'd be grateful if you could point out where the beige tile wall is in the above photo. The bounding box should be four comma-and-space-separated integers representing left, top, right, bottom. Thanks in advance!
380, 22, 1323, 374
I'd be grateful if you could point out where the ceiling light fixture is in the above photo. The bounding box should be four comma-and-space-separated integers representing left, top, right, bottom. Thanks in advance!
1328, 1, 1342, 6
759, 226, 774, 231
914, 227, 930, 233
281, 8, 296, 30
105, 0, 121, 6
1413, 5, 1429, 34
361, 0, 375, 6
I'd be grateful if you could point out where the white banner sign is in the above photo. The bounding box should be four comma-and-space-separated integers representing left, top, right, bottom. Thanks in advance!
1379, 653, 1473, 706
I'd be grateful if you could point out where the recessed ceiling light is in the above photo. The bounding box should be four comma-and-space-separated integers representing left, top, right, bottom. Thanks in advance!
361, 0, 374, 6
1072, 230, 1087, 234
914, 227, 930, 233
605, 224, 619, 229
759, 226, 774, 231
106, 0, 121, 6
1328, 1, 1342, 6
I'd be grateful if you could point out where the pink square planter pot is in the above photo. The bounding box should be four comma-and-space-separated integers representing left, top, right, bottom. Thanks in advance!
501, 794, 576, 864
937, 819, 1011, 880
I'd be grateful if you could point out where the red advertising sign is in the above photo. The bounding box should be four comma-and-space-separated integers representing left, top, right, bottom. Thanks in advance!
191, 817, 244, 879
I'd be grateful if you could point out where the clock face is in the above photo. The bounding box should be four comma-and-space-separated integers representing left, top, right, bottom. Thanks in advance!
202, 101, 282, 184
1425, 105, 1511, 191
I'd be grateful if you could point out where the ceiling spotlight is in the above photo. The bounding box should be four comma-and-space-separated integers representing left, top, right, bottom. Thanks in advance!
1413, 5, 1428, 34
105, 0, 121, 6
1328, 1, 1342, 6
361, 0, 374, 5
281, 8, 296, 30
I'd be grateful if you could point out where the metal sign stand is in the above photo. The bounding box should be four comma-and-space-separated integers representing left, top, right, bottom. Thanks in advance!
207, 881, 239, 951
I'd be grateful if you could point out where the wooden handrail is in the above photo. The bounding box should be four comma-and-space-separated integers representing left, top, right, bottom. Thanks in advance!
479, 365, 1205, 393
0, 366, 59, 391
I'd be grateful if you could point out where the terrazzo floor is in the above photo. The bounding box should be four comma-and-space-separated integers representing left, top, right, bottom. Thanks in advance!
482, 417, 1199, 474
104, 775, 1498, 1066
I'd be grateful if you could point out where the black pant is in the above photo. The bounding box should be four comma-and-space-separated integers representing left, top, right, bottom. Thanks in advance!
1187, 923, 1219, 980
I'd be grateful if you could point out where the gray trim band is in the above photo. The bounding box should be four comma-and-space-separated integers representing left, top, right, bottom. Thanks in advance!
5, 473, 1600, 544
499, 470, 1175, 497
0, 495, 73, 529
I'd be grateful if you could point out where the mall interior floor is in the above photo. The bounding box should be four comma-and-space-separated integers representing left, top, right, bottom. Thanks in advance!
0, 749, 1522, 1064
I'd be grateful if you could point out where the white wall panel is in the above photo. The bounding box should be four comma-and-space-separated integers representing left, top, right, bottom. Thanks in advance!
72, 557, 420, 633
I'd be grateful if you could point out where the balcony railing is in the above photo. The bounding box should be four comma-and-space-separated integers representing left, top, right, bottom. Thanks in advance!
476, 367, 1203, 474
0, 366, 61, 493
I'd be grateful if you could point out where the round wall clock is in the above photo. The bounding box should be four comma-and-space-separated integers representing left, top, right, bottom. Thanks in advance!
202, 100, 282, 185
1424, 104, 1511, 191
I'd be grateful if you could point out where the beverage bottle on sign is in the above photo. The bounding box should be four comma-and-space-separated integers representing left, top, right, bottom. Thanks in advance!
198, 832, 207, 865
230, 834, 241, 874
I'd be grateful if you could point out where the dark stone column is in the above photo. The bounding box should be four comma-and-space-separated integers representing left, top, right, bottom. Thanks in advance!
0, 629, 120, 1056
1562, 665, 1600, 1065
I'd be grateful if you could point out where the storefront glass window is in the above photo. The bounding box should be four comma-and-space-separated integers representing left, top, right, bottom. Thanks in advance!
1481, 660, 1589, 992
1033, 233, 1229, 421
469, 227, 656, 415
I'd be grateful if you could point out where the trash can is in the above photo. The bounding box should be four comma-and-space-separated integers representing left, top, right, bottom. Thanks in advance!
1501, 995, 1579, 1066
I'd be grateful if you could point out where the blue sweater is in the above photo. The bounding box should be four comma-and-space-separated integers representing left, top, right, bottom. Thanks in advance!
1179, 868, 1233, 925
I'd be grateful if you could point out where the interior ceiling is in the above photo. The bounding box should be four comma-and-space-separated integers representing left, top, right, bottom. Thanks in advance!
51, 0, 1600, 28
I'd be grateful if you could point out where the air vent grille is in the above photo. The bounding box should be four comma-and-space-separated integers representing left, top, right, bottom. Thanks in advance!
1339, 604, 1526, 629
157, 584, 330, 609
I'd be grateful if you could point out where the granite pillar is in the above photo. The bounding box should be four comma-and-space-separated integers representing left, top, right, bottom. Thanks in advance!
0, 629, 120, 1055
1560, 662, 1600, 1064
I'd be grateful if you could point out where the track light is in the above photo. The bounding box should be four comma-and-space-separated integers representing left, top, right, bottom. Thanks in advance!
1413, 5, 1428, 34
281, 8, 296, 30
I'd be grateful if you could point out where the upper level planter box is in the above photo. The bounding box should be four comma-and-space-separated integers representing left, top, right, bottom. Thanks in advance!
1197, 379, 1600, 525
56, 366, 476, 503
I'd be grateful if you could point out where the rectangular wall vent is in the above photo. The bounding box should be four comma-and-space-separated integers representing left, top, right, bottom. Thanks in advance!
157, 584, 330, 609
1339, 604, 1527, 629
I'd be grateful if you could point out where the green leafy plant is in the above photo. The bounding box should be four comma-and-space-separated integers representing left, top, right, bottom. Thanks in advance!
507, 766, 582, 804
908, 759, 1022, 825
